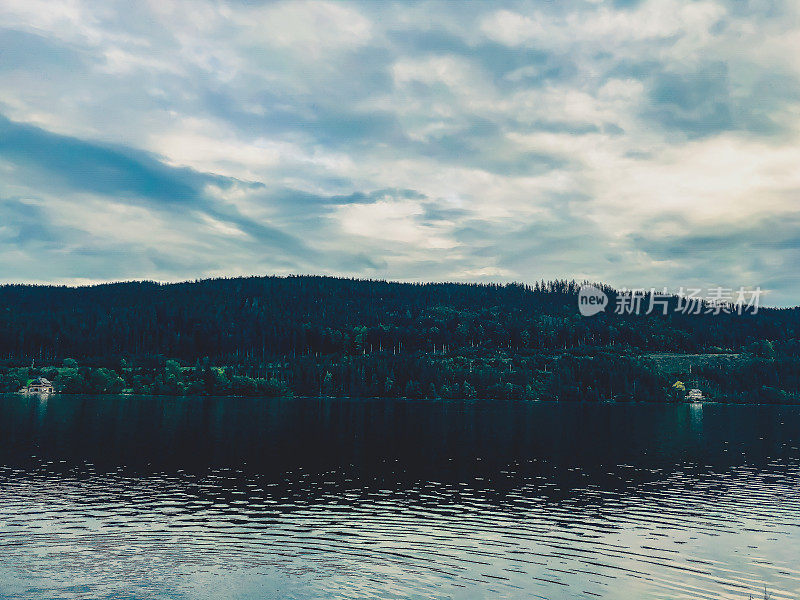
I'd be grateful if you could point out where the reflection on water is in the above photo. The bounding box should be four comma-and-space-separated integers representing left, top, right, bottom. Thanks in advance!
1, 396, 799, 600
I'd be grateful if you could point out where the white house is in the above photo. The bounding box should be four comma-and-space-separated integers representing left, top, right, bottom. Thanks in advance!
686, 388, 703, 402
22, 377, 54, 394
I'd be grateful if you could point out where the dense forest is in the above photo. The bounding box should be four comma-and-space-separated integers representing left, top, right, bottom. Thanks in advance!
1, 276, 798, 402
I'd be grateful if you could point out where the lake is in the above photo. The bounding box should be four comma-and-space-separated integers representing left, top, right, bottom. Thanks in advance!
1, 395, 799, 600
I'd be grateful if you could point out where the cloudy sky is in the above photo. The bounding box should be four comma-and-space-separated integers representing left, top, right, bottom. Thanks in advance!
1, 0, 799, 305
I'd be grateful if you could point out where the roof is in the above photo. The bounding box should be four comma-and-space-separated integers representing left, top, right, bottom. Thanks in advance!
30, 377, 52, 386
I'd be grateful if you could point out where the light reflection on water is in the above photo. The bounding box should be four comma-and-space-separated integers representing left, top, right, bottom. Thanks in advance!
1, 395, 799, 600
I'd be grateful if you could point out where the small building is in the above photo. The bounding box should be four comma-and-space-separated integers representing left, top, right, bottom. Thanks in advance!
686, 388, 703, 402
23, 377, 55, 394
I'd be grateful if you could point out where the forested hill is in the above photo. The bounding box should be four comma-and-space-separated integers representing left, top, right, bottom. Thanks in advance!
1, 276, 799, 401
2, 276, 798, 361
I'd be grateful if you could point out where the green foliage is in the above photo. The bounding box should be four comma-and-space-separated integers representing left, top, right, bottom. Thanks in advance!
0, 362, 293, 398
89, 368, 124, 393
0, 276, 798, 402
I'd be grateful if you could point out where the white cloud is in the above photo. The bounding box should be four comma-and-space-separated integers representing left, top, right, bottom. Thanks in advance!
479, 1, 726, 52
235, 1, 373, 56
338, 198, 456, 250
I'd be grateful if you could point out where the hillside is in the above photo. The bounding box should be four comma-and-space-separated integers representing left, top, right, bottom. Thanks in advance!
1, 276, 799, 401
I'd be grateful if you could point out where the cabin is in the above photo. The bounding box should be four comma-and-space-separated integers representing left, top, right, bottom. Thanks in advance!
23, 377, 55, 394
686, 388, 703, 402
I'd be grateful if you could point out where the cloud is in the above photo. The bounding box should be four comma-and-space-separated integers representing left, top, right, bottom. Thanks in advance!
0, 115, 327, 273
1, 0, 800, 305
644, 61, 799, 138
0, 115, 227, 204
236, 1, 373, 55
646, 63, 735, 136
628, 212, 800, 305
0, 197, 77, 249
0, 115, 316, 256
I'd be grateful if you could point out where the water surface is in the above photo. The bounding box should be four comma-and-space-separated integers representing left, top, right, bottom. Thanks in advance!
1, 395, 799, 599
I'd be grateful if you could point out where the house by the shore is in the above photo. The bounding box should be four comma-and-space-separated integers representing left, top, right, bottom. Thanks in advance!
686, 388, 703, 402
20, 377, 54, 395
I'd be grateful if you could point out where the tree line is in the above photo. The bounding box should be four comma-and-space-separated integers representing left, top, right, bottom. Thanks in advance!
0, 276, 798, 401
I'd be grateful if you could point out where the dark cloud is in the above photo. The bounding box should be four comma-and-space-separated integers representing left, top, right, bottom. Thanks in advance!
409, 121, 569, 176
0, 115, 229, 204
628, 213, 800, 305
645, 63, 735, 137
0, 197, 79, 250
0, 115, 321, 260
0, 28, 85, 72
387, 29, 569, 90
260, 188, 427, 223
448, 193, 615, 282
201, 88, 406, 150
632, 213, 800, 257
417, 203, 469, 226
644, 62, 799, 138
